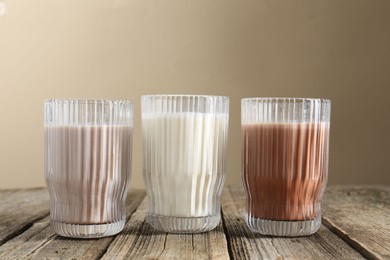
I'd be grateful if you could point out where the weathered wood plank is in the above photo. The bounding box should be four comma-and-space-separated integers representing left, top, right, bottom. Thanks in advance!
0, 188, 50, 245
2, 185, 388, 259
221, 186, 364, 259
322, 185, 390, 259
101, 198, 230, 259
0, 189, 145, 260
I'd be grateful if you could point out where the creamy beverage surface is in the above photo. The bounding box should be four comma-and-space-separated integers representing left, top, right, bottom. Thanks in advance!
45, 125, 133, 224
242, 123, 330, 221
143, 113, 228, 217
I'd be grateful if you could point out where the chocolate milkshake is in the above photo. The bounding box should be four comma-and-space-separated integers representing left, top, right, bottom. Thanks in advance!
242, 122, 329, 235
45, 125, 132, 225
44, 98, 134, 238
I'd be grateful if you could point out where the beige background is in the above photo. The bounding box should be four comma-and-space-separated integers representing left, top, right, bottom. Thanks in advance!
0, 0, 389, 189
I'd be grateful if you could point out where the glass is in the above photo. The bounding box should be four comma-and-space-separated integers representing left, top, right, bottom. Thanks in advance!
241, 98, 331, 236
44, 99, 133, 238
141, 95, 229, 233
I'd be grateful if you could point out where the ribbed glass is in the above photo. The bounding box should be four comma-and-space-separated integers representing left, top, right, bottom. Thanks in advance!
44, 99, 133, 238
141, 95, 229, 233
241, 98, 331, 236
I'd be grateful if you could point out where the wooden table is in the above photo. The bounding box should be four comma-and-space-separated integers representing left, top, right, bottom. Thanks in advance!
0, 186, 389, 259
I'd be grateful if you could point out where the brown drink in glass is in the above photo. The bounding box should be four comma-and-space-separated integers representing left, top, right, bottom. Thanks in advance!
241, 98, 330, 236
44, 99, 133, 238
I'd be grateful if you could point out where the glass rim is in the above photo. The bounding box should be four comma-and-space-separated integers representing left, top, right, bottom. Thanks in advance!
44, 98, 133, 106
241, 97, 330, 104
141, 94, 229, 100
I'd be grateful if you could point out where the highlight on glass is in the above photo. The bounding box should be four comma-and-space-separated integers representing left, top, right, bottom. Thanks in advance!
141, 95, 229, 233
44, 99, 133, 238
241, 97, 331, 236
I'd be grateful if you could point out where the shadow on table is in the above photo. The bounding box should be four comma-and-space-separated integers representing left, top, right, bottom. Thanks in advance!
121, 221, 167, 236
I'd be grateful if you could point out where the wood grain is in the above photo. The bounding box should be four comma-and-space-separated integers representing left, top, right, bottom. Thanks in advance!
1, 186, 389, 259
221, 186, 365, 259
322, 185, 390, 259
0, 189, 50, 245
101, 198, 230, 260
0, 189, 145, 260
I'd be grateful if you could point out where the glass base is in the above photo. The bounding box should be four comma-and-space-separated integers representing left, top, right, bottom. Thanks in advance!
147, 213, 220, 233
246, 215, 321, 237
51, 219, 125, 238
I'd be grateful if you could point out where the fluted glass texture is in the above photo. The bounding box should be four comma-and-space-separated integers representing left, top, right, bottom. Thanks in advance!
242, 98, 331, 236
44, 99, 133, 238
142, 95, 229, 233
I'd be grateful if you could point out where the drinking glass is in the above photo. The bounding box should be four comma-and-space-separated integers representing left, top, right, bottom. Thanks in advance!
44, 99, 133, 238
241, 98, 331, 236
142, 95, 229, 233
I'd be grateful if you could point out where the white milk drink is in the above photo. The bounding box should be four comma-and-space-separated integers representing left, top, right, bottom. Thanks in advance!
142, 113, 228, 218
